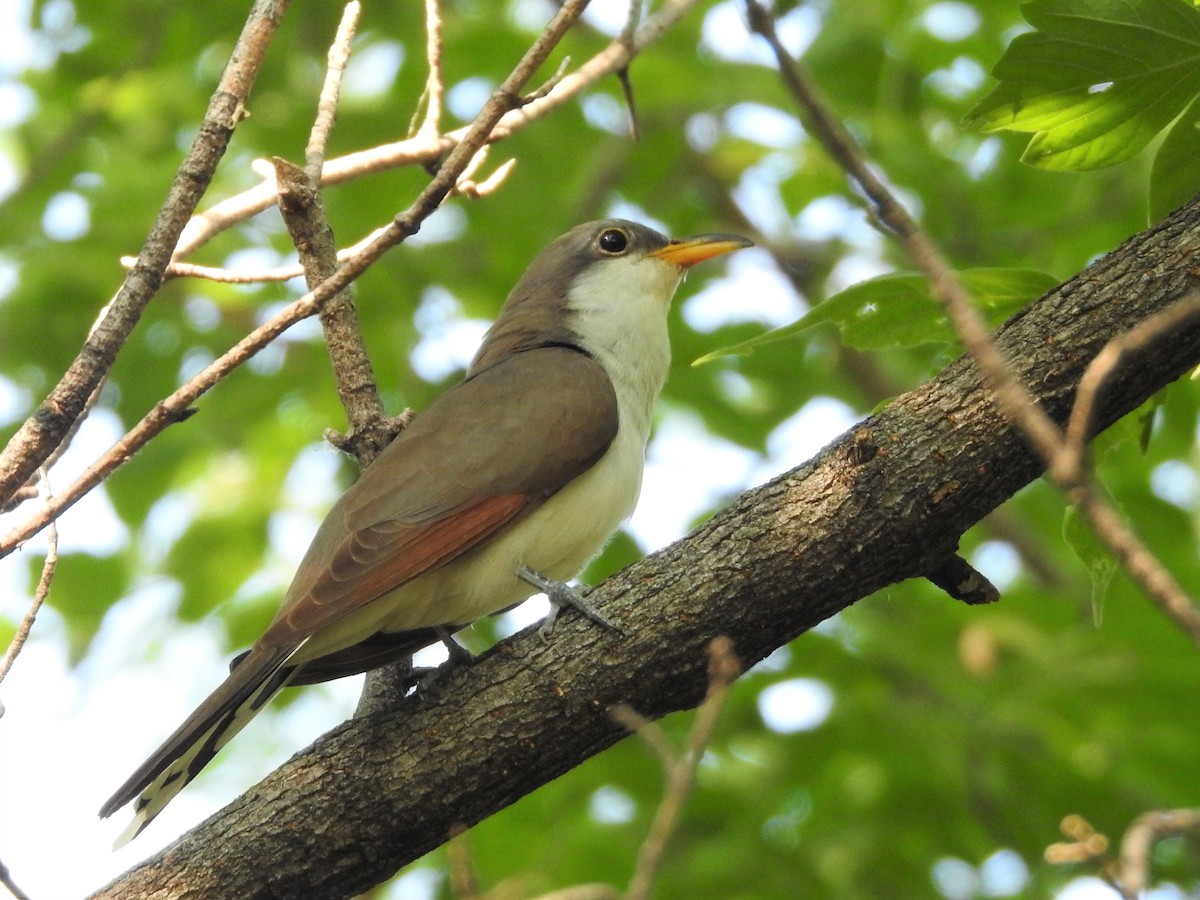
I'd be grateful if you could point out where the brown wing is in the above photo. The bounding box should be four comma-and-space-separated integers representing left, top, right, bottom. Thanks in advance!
257, 345, 618, 651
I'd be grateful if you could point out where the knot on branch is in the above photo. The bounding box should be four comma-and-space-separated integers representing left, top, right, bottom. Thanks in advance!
325, 409, 415, 468
926, 553, 1000, 606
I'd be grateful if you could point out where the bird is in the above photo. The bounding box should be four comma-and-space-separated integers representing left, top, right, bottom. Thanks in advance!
99, 218, 753, 845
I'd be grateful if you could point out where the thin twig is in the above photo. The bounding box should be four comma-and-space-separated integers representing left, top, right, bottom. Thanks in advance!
1045, 808, 1200, 899
168, 0, 705, 261
0, 470, 59, 686
1064, 295, 1200, 471
624, 638, 741, 900
274, 158, 394, 465
0, 0, 291, 507
745, 0, 1200, 647
609, 704, 678, 772
280, 2, 397, 465
419, 0, 444, 142
446, 826, 480, 899
142, 146, 520, 287
1114, 808, 1200, 897
143, 259, 306, 283
0, 856, 32, 900
449, 144, 491, 194
455, 156, 518, 199
306, 1, 361, 183
617, 0, 642, 139
0, 0, 591, 560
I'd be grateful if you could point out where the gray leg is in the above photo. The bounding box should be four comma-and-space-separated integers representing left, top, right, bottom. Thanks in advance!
515, 564, 625, 639
434, 625, 475, 665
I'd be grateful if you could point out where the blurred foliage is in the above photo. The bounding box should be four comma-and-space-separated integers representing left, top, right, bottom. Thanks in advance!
3, 0, 1200, 898
697, 268, 1059, 361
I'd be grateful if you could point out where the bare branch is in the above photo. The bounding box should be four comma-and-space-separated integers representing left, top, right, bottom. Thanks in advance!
418, 0, 445, 142
625, 638, 740, 900
306, 1, 362, 182
1064, 295, 1200, 468
0, 0, 291, 508
1115, 808, 1200, 897
144, 146, 520, 287
0, 857, 32, 900
139, 258, 306, 283
0, 471, 58, 686
1, 294, 310, 559
454, 156, 518, 199
273, 158, 396, 465
170, 0, 706, 260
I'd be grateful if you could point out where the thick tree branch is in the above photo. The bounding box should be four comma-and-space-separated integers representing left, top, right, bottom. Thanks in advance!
93, 179, 1200, 900
0, 0, 290, 507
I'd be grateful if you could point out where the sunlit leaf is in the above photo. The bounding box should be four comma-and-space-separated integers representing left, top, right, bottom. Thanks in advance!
1062, 505, 1118, 626
694, 268, 1057, 363
966, 0, 1200, 170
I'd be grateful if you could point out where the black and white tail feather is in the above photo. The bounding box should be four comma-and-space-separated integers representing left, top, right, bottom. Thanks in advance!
99, 643, 304, 847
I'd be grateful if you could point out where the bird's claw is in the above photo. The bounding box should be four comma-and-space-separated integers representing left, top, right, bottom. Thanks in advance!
516, 564, 624, 639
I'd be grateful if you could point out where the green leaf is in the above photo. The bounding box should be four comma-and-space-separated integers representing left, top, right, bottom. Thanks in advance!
965, 0, 1200, 170
694, 268, 1057, 363
1062, 505, 1118, 626
1150, 93, 1200, 221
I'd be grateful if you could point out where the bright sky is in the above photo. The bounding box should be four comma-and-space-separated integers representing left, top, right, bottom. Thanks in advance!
0, 1, 1126, 898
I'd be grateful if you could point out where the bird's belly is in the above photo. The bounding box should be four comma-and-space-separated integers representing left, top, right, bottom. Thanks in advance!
395, 423, 645, 628
298, 424, 648, 658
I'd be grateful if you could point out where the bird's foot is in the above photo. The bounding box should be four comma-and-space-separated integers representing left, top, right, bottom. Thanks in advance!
413, 627, 477, 696
434, 625, 476, 665
515, 564, 624, 640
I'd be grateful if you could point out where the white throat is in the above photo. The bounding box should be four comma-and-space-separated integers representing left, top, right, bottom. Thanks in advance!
566, 255, 681, 438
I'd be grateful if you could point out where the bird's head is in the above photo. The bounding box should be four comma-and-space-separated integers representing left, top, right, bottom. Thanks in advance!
472, 219, 753, 376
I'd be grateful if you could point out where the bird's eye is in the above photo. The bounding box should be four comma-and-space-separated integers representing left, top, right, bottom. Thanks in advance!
597, 228, 629, 255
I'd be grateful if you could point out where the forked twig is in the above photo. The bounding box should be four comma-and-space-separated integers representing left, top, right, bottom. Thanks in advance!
166, 0, 705, 261
0, 0, 592, 560
0, 0, 290, 507
1046, 809, 1200, 899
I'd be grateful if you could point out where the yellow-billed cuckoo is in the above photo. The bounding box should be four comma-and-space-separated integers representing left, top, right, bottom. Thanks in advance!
100, 218, 752, 844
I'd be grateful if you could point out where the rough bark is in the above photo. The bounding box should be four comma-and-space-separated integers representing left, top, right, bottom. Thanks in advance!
94, 194, 1200, 899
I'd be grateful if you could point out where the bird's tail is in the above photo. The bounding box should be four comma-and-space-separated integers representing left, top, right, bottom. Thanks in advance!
99, 644, 298, 847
